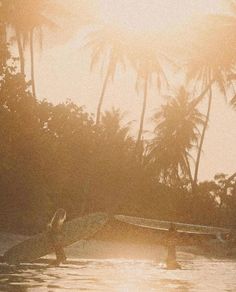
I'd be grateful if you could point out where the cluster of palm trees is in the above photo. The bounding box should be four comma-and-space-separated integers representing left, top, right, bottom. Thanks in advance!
0, 0, 64, 96
1, 0, 236, 189
84, 5, 236, 188
85, 29, 169, 147
147, 87, 205, 188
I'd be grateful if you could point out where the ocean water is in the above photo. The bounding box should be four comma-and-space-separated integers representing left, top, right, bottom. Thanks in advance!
0, 258, 236, 291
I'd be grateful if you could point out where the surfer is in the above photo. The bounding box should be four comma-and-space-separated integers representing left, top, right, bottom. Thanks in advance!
47, 208, 67, 266
166, 223, 181, 269
226, 229, 236, 256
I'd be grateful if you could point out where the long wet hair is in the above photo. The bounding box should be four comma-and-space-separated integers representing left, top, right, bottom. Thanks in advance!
48, 208, 66, 230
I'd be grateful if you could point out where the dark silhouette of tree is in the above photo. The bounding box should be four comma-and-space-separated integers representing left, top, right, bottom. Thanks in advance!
0, 0, 66, 96
0, 4, 9, 71
0, 0, 28, 75
100, 108, 133, 146
23, 0, 72, 96
26, 2, 57, 97
85, 27, 128, 124
6, 0, 26, 75
127, 35, 168, 150
147, 87, 204, 187
186, 15, 236, 189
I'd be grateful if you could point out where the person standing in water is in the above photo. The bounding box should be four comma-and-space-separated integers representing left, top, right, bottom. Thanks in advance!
226, 229, 236, 256
47, 208, 67, 266
166, 223, 181, 269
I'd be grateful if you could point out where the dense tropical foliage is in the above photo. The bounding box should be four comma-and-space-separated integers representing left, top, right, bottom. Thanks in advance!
0, 0, 235, 234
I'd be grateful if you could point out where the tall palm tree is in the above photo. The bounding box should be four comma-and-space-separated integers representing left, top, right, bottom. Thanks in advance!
85, 27, 128, 124
1, 0, 63, 95
147, 87, 204, 187
18, 0, 57, 96
26, 11, 57, 97
0, 1, 25, 73
127, 35, 168, 150
1, 0, 30, 75
186, 15, 236, 189
0, 4, 9, 71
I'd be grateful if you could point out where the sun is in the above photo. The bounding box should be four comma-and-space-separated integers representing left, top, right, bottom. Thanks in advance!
98, 0, 224, 34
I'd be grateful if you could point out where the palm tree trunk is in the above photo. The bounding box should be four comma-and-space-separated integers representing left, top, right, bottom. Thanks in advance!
184, 153, 194, 190
136, 77, 148, 148
30, 28, 36, 97
15, 29, 25, 75
190, 79, 215, 112
0, 23, 7, 68
96, 70, 110, 125
175, 168, 182, 187
193, 87, 212, 190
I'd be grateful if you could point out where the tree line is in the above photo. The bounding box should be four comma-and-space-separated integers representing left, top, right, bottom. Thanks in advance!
0, 0, 235, 234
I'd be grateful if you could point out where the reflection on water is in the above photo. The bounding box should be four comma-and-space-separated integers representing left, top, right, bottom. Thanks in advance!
0, 258, 236, 291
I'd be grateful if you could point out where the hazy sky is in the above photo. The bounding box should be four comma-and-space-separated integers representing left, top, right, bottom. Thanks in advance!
25, 0, 236, 181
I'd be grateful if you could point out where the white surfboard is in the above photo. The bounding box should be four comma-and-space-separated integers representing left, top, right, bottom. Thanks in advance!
4, 212, 109, 264
115, 215, 230, 235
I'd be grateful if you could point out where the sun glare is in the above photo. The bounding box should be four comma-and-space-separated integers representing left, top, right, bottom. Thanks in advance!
98, 0, 224, 34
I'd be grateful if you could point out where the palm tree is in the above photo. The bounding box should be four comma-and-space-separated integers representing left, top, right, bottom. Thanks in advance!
19, 1, 57, 96
1, 0, 29, 75
0, 0, 64, 96
0, 1, 24, 73
0, 4, 9, 71
100, 108, 133, 147
186, 15, 236, 189
147, 87, 204, 187
230, 94, 236, 109
127, 35, 168, 150
85, 27, 128, 124
26, 9, 57, 97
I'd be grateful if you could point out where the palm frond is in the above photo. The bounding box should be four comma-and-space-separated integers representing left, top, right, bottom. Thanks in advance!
230, 93, 236, 109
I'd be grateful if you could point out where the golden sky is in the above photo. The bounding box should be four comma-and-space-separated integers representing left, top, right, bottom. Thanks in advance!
28, 0, 236, 181
98, 0, 224, 31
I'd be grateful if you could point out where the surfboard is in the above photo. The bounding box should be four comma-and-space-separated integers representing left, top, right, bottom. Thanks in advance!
114, 215, 230, 236
3, 212, 108, 265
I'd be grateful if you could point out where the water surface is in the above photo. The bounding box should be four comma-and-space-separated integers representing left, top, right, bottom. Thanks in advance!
0, 258, 236, 291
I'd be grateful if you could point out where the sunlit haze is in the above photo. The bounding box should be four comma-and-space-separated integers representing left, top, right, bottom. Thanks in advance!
98, 0, 224, 32
26, 0, 235, 181
1, 1, 236, 289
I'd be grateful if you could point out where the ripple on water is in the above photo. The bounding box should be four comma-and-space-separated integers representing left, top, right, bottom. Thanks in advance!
0, 258, 236, 291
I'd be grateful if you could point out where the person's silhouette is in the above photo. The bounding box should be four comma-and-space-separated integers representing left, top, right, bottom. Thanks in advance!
166, 223, 181, 269
47, 208, 67, 266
